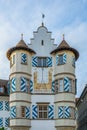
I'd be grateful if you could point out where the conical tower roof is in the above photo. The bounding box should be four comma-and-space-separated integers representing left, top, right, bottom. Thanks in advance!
50, 36, 79, 60
7, 34, 36, 60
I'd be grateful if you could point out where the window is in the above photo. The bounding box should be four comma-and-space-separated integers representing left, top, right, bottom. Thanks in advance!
59, 55, 63, 65
54, 78, 75, 93
56, 53, 66, 65
10, 55, 15, 67
21, 106, 26, 117
38, 104, 48, 119
38, 57, 47, 67
41, 40, 44, 46
21, 53, 27, 64
72, 56, 75, 67
0, 86, 4, 93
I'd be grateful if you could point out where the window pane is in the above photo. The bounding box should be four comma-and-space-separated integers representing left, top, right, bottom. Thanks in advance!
0, 87, 4, 93
21, 106, 25, 117
59, 55, 63, 64
38, 105, 48, 119
59, 79, 63, 92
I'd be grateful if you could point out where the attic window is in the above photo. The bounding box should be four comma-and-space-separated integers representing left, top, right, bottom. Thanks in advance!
41, 40, 44, 46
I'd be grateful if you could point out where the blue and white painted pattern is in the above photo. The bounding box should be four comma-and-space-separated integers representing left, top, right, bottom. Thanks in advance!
5, 101, 9, 111
7, 81, 10, 95
32, 56, 38, 67
32, 105, 37, 119
5, 118, 9, 127
0, 118, 3, 127
21, 53, 27, 63
63, 53, 67, 63
11, 78, 16, 92
48, 105, 54, 119
56, 55, 59, 65
30, 80, 33, 93
64, 106, 70, 118
26, 107, 30, 119
0, 101, 3, 110
64, 77, 70, 92
58, 106, 63, 118
10, 106, 16, 118
47, 57, 52, 67
21, 77, 27, 92
52, 81, 55, 92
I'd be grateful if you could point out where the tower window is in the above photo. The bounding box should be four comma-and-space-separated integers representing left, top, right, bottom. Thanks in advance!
41, 40, 44, 46
21, 53, 27, 64
38, 104, 48, 119
38, 57, 47, 67
21, 106, 26, 117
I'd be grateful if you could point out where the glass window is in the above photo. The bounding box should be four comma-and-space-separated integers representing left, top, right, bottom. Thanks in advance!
59, 55, 63, 65
59, 79, 63, 92
38, 105, 48, 119
0, 86, 4, 93
21, 106, 25, 117
38, 57, 47, 67
13, 55, 15, 64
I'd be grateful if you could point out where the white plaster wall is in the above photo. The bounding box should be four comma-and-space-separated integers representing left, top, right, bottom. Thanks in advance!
31, 94, 54, 104
31, 120, 55, 130
29, 26, 57, 56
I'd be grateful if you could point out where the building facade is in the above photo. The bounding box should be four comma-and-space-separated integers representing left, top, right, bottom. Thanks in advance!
0, 23, 79, 130
76, 85, 87, 130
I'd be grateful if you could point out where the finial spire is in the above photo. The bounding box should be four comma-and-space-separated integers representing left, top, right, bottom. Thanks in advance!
41, 13, 45, 26
21, 33, 23, 40
63, 34, 65, 40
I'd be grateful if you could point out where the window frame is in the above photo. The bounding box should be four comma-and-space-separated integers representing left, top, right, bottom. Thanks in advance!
38, 104, 48, 119
21, 106, 26, 118
37, 57, 47, 67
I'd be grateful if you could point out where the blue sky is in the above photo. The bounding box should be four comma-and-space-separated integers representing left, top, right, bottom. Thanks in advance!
0, 0, 87, 97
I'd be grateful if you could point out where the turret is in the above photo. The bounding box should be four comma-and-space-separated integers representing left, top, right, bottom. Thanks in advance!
6, 35, 35, 130
51, 36, 79, 130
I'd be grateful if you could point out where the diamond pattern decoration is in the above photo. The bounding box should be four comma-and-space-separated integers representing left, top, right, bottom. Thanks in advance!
46, 57, 52, 67
5, 101, 9, 111
0, 101, 3, 111
32, 56, 38, 67
32, 105, 37, 119
48, 105, 54, 119
0, 118, 3, 127
5, 118, 9, 127
26, 107, 30, 119
64, 106, 70, 118
11, 78, 16, 92
63, 53, 67, 63
64, 77, 70, 92
58, 106, 63, 118
52, 81, 55, 93
20, 77, 27, 92
10, 106, 16, 118
21, 53, 27, 63
30, 80, 33, 93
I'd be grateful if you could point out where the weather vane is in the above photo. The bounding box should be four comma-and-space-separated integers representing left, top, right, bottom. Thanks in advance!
42, 13, 45, 26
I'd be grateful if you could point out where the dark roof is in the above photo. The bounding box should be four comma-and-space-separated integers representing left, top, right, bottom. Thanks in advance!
7, 39, 36, 60
0, 79, 9, 96
50, 39, 79, 60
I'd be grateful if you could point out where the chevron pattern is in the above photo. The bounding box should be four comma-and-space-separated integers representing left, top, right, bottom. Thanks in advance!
5, 118, 9, 127
21, 77, 27, 92
58, 106, 63, 118
32, 105, 37, 119
5, 101, 9, 111
30, 80, 33, 93
0, 118, 3, 127
48, 105, 54, 119
7, 81, 10, 95
52, 81, 55, 92
32, 56, 38, 67
10, 106, 16, 118
64, 77, 70, 92
11, 78, 16, 92
0, 101, 3, 110
63, 53, 67, 63
64, 106, 70, 118
47, 57, 52, 67
56, 55, 59, 65
21, 53, 27, 63
26, 107, 30, 118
